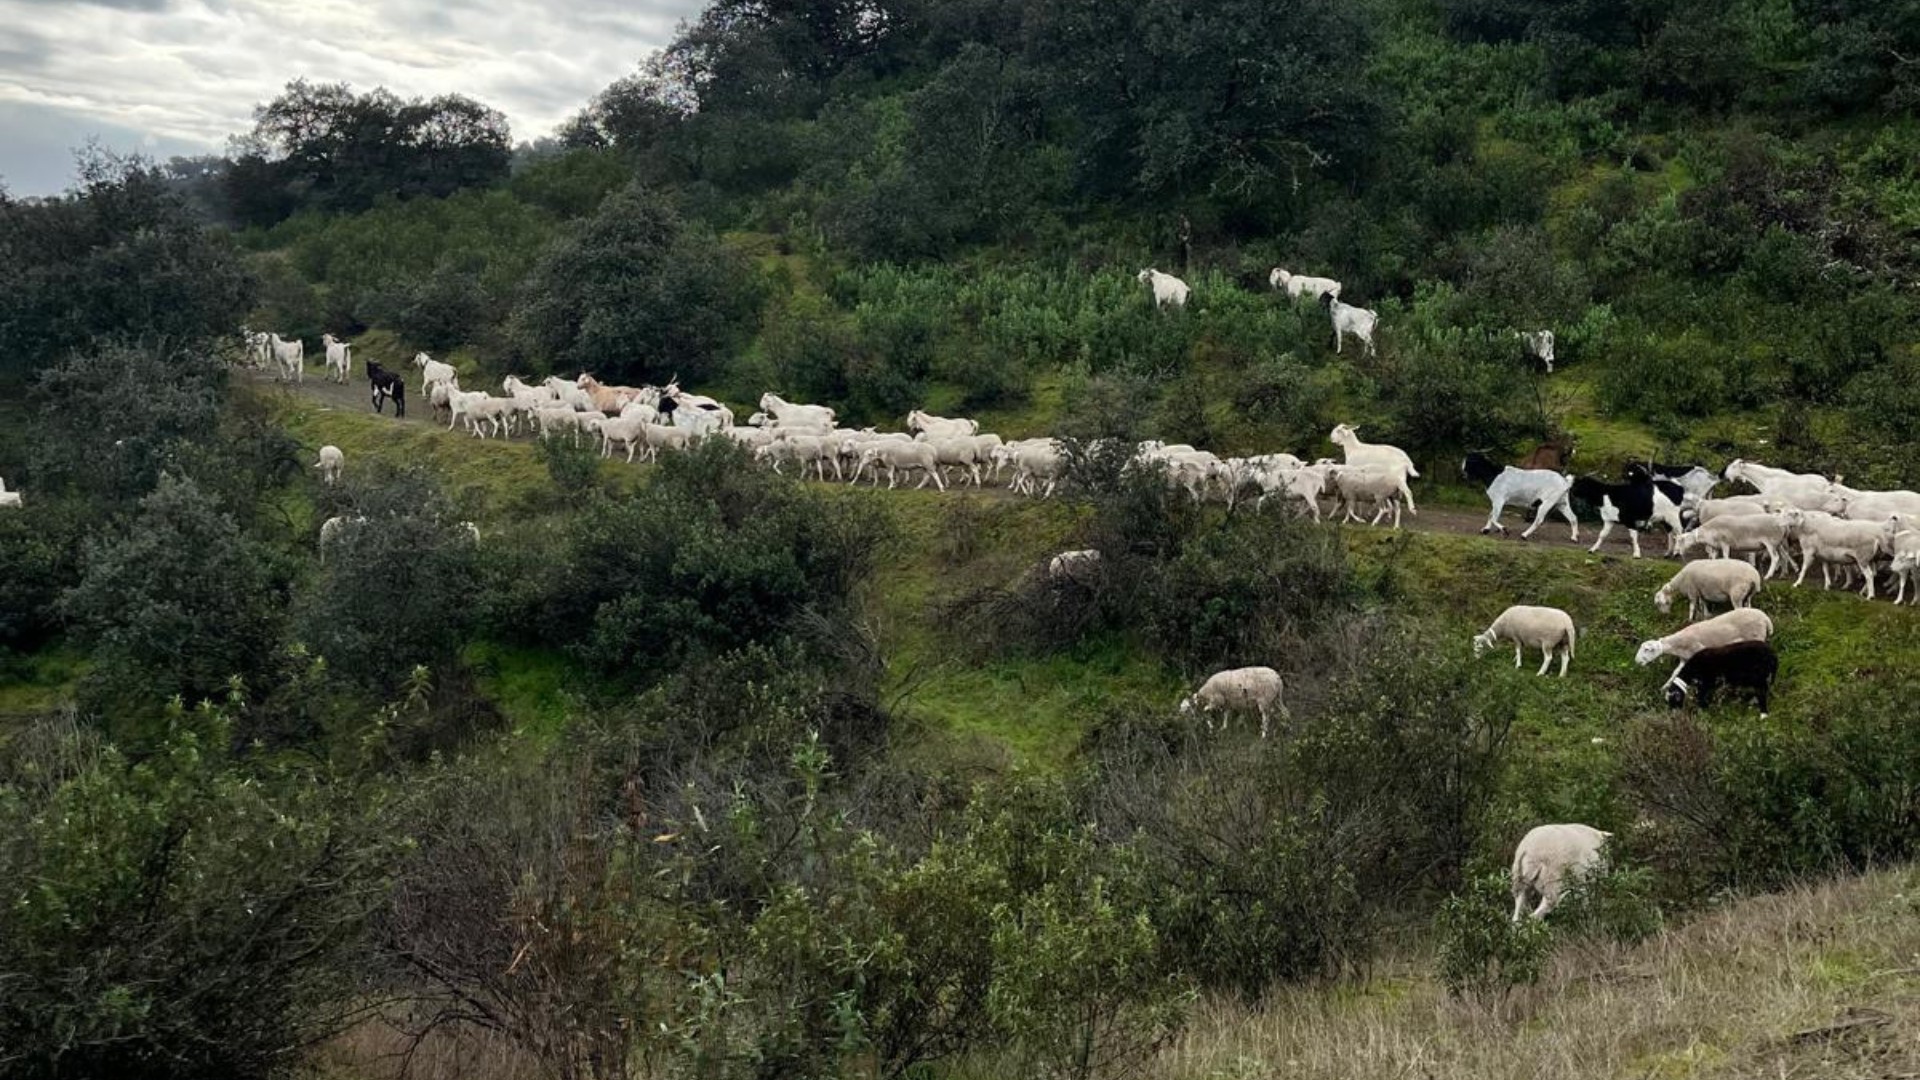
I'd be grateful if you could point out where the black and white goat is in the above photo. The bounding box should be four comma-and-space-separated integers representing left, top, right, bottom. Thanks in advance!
1569, 463, 1658, 558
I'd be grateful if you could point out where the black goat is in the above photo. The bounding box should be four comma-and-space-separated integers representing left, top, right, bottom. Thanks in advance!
1568, 463, 1657, 557
368, 361, 407, 418
1664, 639, 1778, 716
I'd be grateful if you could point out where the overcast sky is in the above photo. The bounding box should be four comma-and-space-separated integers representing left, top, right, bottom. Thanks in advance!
0, 0, 706, 196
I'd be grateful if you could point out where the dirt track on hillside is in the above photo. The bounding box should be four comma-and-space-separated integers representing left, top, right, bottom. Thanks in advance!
248, 366, 1660, 560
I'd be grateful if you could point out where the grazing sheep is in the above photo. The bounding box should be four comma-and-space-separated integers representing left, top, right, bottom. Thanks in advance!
1634, 607, 1774, 666
1047, 549, 1102, 584
1472, 605, 1577, 677
1325, 297, 1380, 355
321, 333, 352, 384
1654, 559, 1763, 622
1676, 513, 1792, 579
314, 444, 344, 485
1179, 666, 1287, 739
1462, 451, 1577, 540
1270, 267, 1341, 302
317, 514, 368, 563
1329, 424, 1418, 510
1663, 640, 1779, 717
1137, 268, 1191, 309
1516, 329, 1556, 373
1510, 824, 1610, 921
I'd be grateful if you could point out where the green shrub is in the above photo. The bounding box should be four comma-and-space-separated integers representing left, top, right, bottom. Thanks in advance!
1435, 871, 1554, 999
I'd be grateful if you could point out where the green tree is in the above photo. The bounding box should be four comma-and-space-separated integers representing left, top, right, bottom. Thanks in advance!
59, 475, 288, 720
507, 181, 762, 384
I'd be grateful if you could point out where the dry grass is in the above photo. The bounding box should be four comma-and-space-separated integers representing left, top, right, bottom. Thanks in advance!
1151, 866, 1920, 1080
307, 1018, 545, 1080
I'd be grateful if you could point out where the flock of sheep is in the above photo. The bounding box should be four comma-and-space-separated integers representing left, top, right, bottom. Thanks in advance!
253, 274, 1911, 925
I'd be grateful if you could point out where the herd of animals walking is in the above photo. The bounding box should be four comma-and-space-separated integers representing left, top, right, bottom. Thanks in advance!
242, 262, 1914, 923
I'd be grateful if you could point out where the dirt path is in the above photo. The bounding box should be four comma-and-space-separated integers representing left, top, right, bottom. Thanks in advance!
250, 367, 1658, 559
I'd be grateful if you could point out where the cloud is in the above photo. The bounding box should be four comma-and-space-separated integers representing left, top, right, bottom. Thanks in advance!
0, 0, 707, 194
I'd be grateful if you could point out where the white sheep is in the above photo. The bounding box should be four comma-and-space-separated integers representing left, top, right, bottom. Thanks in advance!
641, 421, 696, 461
1832, 486, 1920, 523
1327, 299, 1379, 355
924, 435, 996, 487
1781, 509, 1898, 599
1255, 463, 1329, 521
1007, 442, 1066, 498
1511, 823, 1610, 921
1472, 605, 1577, 677
1047, 549, 1102, 584
321, 333, 352, 384
1137, 268, 1190, 309
1890, 531, 1920, 605
1634, 607, 1774, 666
1654, 559, 1762, 622
858, 441, 946, 490
1675, 513, 1790, 579
0, 477, 22, 509
1269, 268, 1341, 302
317, 514, 367, 563
314, 444, 344, 486
1329, 424, 1418, 512
594, 415, 650, 462
1328, 464, 1412, 528
756, 433, 840, 480
1178, 666, 1287, 739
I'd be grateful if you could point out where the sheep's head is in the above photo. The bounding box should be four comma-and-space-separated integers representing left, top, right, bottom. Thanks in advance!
1470, 630, 1494, 657
1653, 586, 1673, 614
1663, 677, 1690, 709
1633, 640, 1667, 666
1177, 695, 1196, 715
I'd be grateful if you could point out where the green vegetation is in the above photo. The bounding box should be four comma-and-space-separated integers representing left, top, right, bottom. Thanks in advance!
8, 1, 1920, 1076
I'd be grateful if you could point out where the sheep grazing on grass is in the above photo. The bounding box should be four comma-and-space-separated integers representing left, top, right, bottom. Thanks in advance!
1664, 640, 1779, 717
1270, 267, 1342, 302
1047, 549, 1102, 585
1472, 605, 1577, 677
1634, 607, 1774, 667
1511, 823, 1610, 921
1137, 268, 1190, 310
1325, 297, 1380, 355
1654, 559, 1762, 622
1179, 666, 1287, 739
1462, 451, 1576, 540
314, 445, 344, 485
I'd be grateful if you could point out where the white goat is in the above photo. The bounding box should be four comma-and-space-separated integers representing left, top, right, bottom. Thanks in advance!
1270, 268, 1341, 302
1047, 549, 1102, 585
1327, 299, 1379, 355
321, 334, 351, 384
415, 352, 457, 397
1137, 268, 1191, 309
269, 334, 304, 383
759, 392, 836, 427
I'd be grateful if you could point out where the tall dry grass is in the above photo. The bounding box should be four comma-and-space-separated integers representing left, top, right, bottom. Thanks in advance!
1150, 867, 1920, 1080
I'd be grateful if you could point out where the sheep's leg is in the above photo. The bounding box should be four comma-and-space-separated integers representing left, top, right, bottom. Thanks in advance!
1536, 648, 1553, 677
1513, 643, 1522, 668
1392, 500, 1403, 529
1257, 704, 1269, 740
1511, 886, 1531, 924
1858, 555, 1875, 600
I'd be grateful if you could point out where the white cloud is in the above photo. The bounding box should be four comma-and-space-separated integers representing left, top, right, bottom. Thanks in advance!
0, 0, 706, 192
